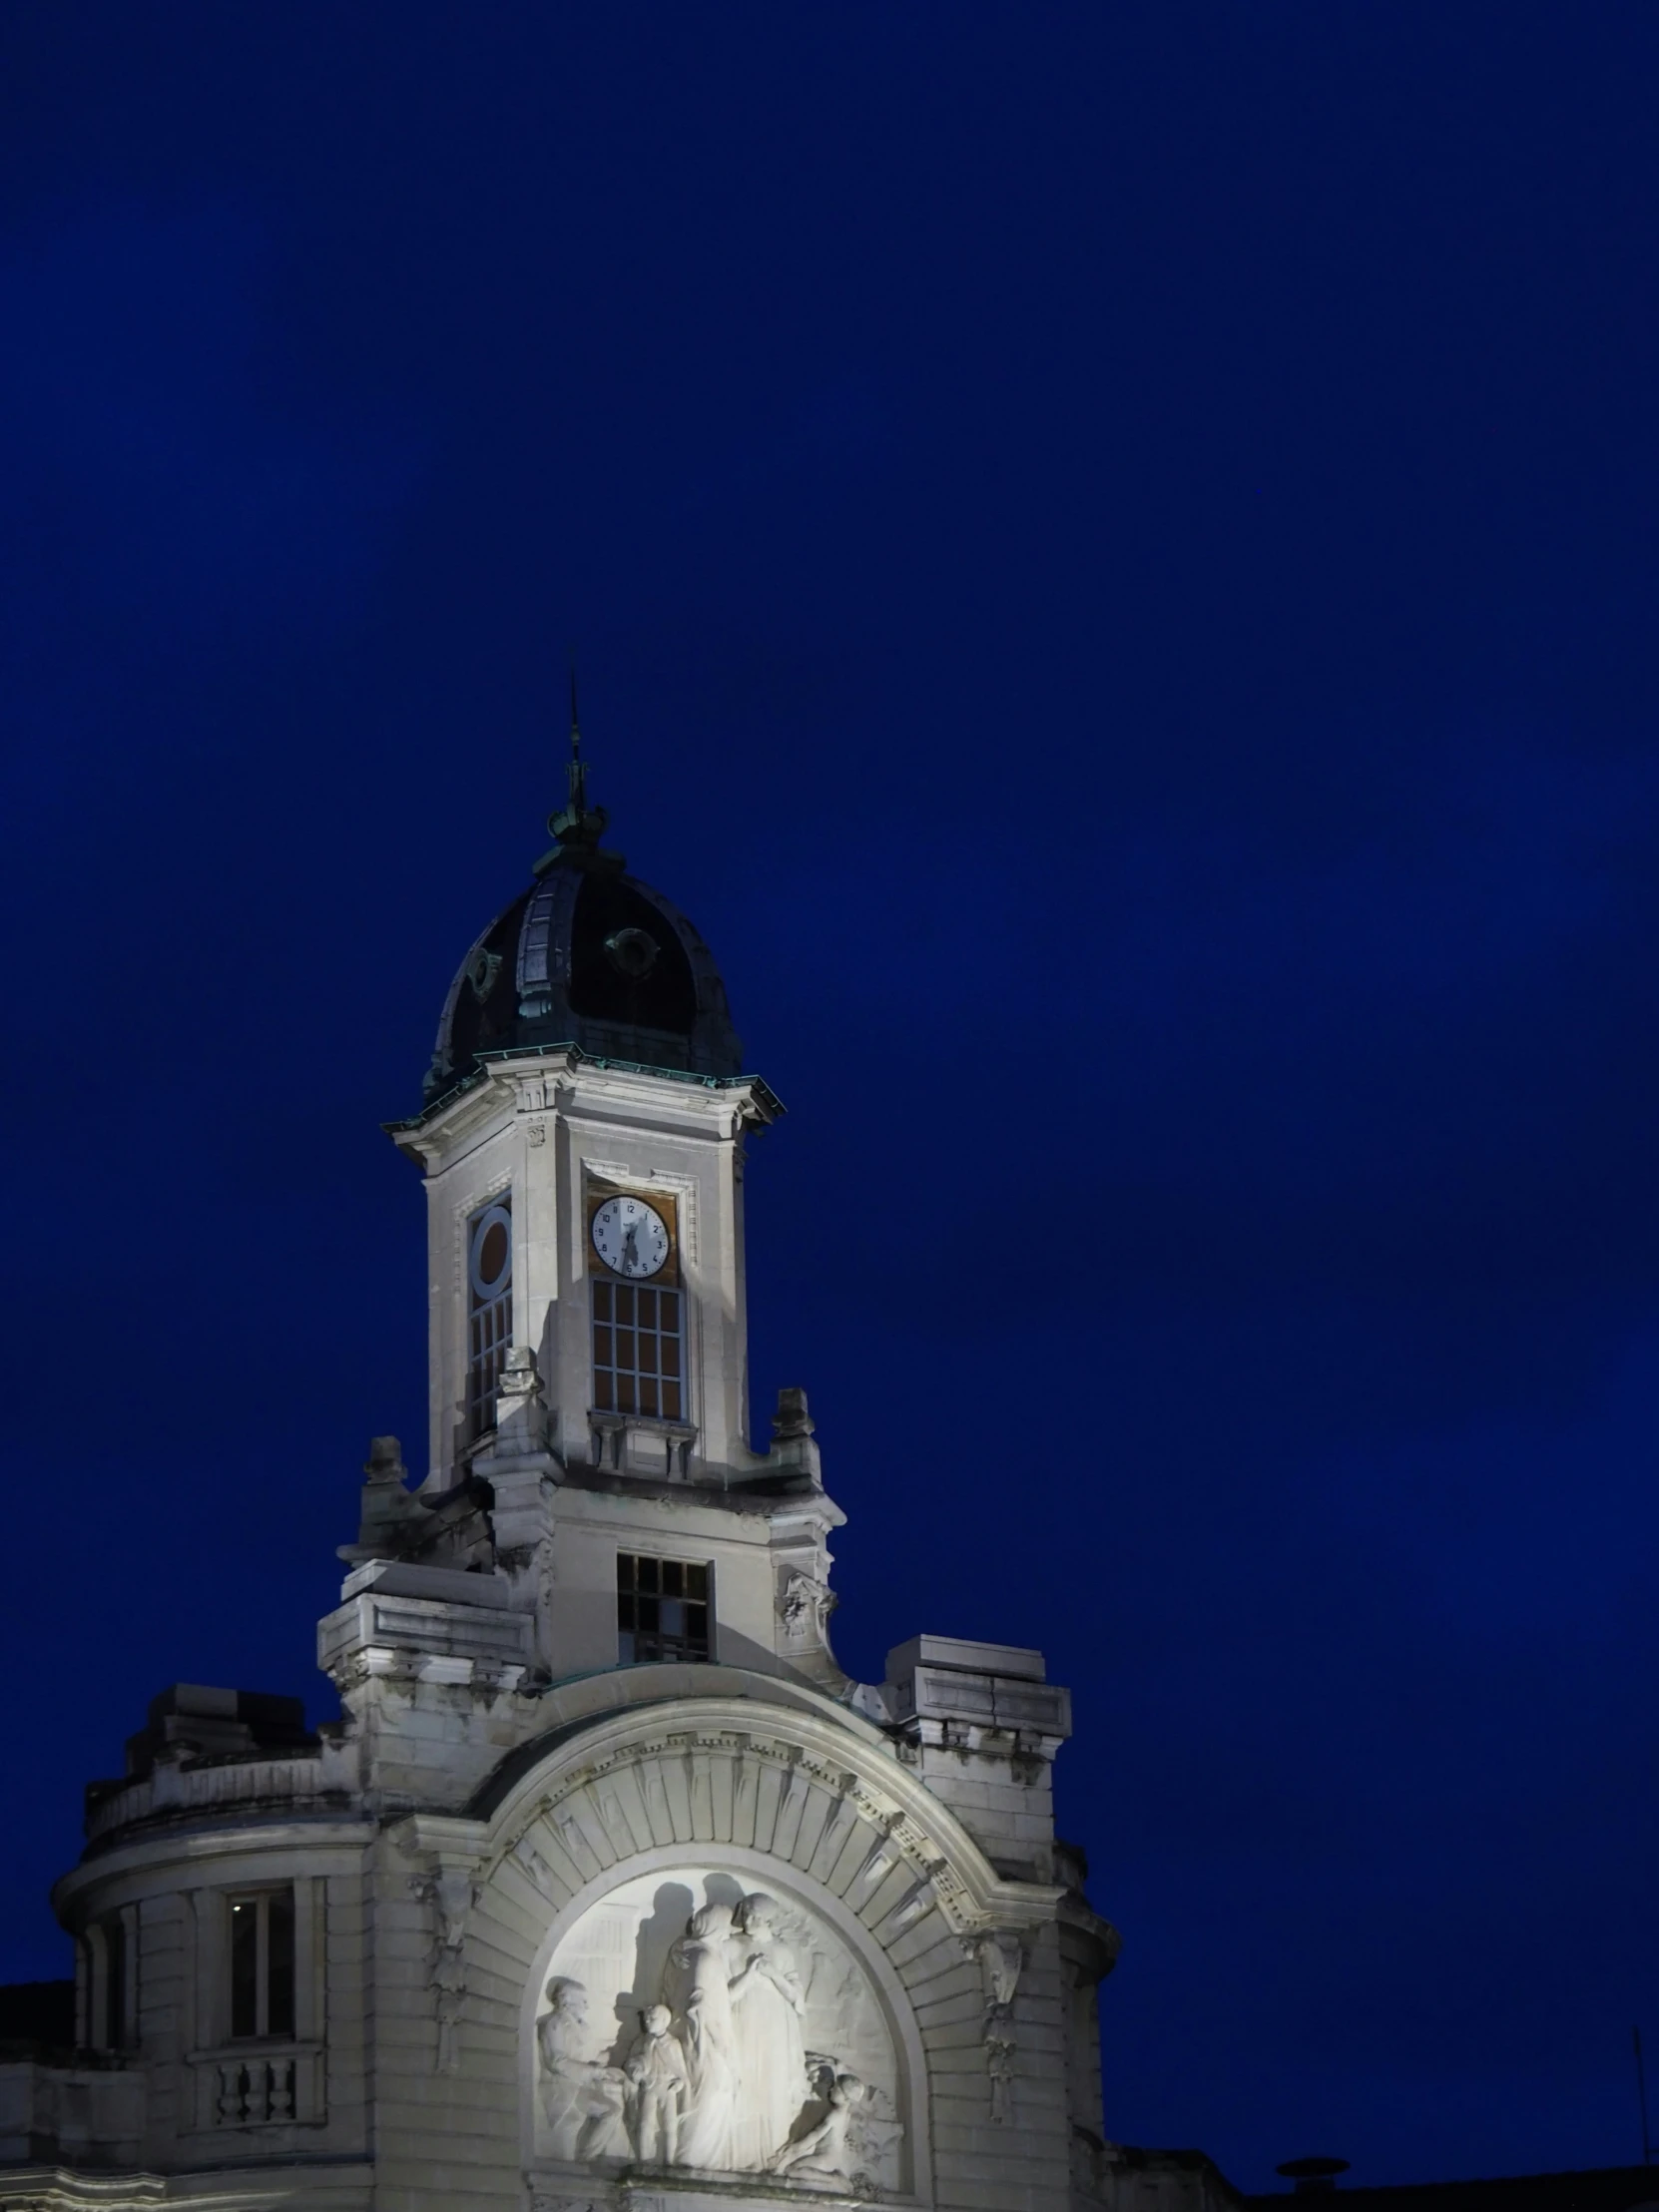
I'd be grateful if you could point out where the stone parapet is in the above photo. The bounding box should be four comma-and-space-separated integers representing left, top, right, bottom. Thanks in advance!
885, 1638, 1073, 1744
0, 2063, 144, 2170
318, 1562, 535, 1693
83, 1750, 355, 1851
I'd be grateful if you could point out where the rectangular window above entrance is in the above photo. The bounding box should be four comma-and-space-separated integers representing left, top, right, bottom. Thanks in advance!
592, 1279, 683, 1421
617, 1552, 710, 1663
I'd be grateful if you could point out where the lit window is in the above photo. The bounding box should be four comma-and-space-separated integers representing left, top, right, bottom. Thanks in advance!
229, 1892, 294, 2041
592, 1280, 682, 1420
617, 1553, 710, 1663
467, 1200, 512, 1438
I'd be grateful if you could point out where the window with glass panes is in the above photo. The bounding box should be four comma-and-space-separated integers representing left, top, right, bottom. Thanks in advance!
228, 1890, 295, 2041
466, 1199, 512, 1438
617, 1553, 710, 1663
592, 1280, 683, 1419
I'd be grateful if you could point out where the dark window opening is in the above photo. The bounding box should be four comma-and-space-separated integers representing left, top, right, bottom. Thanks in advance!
103, 1916, 126, 2050
267, 1889, 294, 2037
617, 1552, 710, 1664
592, 1278, 683, 1421
230, 1900, 256, 2037
568, 873, 698, 1036
229, 1891, 295, 2041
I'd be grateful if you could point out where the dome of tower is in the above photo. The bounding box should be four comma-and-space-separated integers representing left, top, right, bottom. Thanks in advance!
418, 721, 744, 1109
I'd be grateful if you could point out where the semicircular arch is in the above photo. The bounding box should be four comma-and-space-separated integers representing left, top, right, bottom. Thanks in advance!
469, 1691, 1052, 1936
438, 1693, 1058, 2206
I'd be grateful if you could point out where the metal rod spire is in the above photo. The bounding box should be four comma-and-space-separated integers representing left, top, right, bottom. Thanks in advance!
534, 650, 611, 870
567, 658, 586, 814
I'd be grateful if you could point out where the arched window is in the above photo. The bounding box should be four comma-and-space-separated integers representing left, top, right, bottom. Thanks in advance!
467, 1199, 512, 1437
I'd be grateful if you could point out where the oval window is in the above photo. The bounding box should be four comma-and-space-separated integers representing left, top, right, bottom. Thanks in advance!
469, 1203, 512, 1301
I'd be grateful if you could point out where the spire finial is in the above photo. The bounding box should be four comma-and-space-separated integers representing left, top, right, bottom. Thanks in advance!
567, 658, 587, 817
536, 654, 613, 872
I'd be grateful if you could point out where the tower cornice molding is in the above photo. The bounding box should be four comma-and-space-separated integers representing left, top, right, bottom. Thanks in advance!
390, 1048, 783, 1168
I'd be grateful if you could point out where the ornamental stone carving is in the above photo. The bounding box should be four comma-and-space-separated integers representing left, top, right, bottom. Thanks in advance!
532, 1866, 903, 2193
780, 1573, 835, 1645
968, 1929, 1027, 2126
537, 1979, 631, 2159
493, 1344, 550, 1452
411, 1868, 481, 2074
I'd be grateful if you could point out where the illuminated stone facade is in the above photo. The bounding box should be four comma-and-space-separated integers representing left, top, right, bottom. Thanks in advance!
2, 783, 1120, 2212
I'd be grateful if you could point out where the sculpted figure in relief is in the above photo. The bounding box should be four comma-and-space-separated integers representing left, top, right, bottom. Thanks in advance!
536, 1979, 630, 2161
537, 1881, 900, 2189
727, 1892, 810, 2168
769, 2069, 865, 2187
624, 2004, 688, 2166
668, 1904, 741, 2170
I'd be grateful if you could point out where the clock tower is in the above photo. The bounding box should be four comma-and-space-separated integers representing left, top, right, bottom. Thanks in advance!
372, 711, 846, 1701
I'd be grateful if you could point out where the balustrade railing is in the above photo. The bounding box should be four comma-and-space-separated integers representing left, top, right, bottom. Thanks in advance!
215, 2054, 296, 2125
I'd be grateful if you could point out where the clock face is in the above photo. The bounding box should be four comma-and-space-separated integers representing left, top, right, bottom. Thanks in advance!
591, 1194, 671, 1280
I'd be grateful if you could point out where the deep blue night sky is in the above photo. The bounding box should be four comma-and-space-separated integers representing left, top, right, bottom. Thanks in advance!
5, 3, 1659, 2193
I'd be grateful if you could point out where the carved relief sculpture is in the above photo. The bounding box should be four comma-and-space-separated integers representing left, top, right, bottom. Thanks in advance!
668, 1904, 741, 2170
727, 1893, 809, 2168
411, 1870, 480, 2075
533, 1873, 904, 2192
537, 1979, 631, 2161
780, 1572, 834, 1643
769, 2069, 863, 2185
773, 2063, 904, 2193
624, 2006, 687, 2165
970, 1930, 1026, 2126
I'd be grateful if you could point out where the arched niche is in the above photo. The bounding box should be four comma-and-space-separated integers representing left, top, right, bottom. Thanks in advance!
518, 1844, 929, 2202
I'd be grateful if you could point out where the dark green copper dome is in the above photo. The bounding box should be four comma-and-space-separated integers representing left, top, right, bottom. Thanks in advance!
420, 715, 744, 1108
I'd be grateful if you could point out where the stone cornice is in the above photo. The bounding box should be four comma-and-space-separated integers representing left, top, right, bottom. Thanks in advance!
52, 1819, 377, 1917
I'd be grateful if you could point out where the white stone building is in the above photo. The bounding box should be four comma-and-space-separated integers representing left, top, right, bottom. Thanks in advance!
0, 744, 1128, 2212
